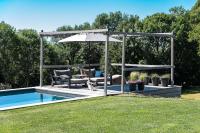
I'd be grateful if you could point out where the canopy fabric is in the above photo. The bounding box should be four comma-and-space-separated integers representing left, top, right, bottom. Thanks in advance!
58, 33, 122, 43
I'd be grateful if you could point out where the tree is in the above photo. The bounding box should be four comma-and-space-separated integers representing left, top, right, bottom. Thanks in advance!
169, 6, 187, 16
171, 11, 200, 85
189, 0, 200, 55
0, 22, 18, 87
93, 11, 124, 31
141, 13, 175, 65
15, 29, 40, 87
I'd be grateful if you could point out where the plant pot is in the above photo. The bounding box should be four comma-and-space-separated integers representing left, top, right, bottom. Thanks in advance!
137, 81, 144, 91
160, 78, 169, 87
143, 77, 150, 85
151, 77, 159, 86
128, 81, 137, 92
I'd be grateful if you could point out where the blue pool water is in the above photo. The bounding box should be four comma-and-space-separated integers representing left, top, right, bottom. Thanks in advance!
0, 89, 75, 108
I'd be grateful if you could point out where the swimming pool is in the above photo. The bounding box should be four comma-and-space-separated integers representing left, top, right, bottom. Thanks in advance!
0, 88, 84, 110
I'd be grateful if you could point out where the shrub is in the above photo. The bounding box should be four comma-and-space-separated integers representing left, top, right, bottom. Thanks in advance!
139, 60, 145, 64
0, 83, 12, 90
139, 73, 148, 81
129, 72, 139, 81
161, 74, 170, 79
151, 73, 159, 78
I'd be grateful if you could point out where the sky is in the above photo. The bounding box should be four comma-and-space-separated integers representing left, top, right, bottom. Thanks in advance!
0, 0, 197, 31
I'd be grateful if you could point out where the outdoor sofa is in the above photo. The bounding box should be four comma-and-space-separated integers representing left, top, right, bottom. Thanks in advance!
51, 69, 88, 88
51, 68, 124, 89
80, 68, 123, 86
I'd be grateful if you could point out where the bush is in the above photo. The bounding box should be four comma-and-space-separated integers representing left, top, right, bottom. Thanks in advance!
139, 73, 148, 81
0, 83, 12, 90
161, 74, 170, 79
151, 73, 159, 78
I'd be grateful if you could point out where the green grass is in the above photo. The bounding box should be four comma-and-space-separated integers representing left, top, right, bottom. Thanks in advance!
182, 86, 200, 100
0, 96, 200, 133
182, 86, 200, 94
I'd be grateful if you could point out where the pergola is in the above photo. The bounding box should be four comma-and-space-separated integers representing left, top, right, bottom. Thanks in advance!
39, 29, 174, 96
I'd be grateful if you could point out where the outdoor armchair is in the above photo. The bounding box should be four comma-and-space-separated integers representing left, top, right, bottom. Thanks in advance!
51, 69, 72, 88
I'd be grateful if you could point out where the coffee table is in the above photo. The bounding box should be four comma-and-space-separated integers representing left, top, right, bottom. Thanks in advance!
70, 78, 88, 87
73, 74, 87, 79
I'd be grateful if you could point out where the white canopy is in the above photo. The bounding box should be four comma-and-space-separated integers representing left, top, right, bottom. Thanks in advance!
58, 33, 122, 43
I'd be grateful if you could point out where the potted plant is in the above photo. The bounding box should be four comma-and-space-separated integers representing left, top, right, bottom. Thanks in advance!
151, 73, 160, 86
140, 73, 149, 85
138, 74, 145, 91
128, 72, 139, 91
160, 74, 170, 87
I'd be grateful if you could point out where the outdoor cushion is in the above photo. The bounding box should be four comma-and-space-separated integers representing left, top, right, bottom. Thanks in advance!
90, 77, 111, 82
95, 70, 104, 77
112, 75, 122, 84
82, 68, 95, 77
60, 75, 70, 79
71, 78, 88, 84
90, 77, 105, 82
54, 69, 71, 77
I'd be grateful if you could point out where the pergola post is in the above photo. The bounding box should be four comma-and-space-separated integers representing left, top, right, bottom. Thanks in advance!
104, 33, 109, 96
39, 32, 43, 87
121, 33, 126, 93
171, 32, 174, 86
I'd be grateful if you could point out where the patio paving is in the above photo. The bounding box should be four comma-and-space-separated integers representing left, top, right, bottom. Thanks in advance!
36, 84, 181, 98
35, 85, 127, 98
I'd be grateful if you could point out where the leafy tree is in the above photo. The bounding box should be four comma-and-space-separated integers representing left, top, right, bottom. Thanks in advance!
142, 13, 174, 64
0, 23, 41, 87
57, 25, 73, 31
0, 22, 18, 87
171, 11, 200, 85
16, 29, 40, 87
189, 0, 200, 55
169, 6, 187, 16
93, 11, 124, 32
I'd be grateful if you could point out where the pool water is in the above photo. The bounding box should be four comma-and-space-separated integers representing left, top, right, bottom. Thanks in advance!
0, 89, 73, 108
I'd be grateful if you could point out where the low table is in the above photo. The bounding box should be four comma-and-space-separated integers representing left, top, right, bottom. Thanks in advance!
73, 74, 87, 79
71, 78, 88, 86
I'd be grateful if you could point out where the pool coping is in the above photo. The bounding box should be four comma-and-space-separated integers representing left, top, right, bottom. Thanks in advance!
0, 87, 101, 111
0, 85, 182, 111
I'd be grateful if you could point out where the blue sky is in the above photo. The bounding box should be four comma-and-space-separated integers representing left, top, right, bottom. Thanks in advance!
0, 0, 196, 31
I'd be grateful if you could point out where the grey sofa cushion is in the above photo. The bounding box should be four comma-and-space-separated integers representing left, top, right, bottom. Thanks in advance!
54, 69, 71, 77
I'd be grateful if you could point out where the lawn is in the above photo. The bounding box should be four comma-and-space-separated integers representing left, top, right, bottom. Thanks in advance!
182, 86, 200, 100
0, 95, 200, 133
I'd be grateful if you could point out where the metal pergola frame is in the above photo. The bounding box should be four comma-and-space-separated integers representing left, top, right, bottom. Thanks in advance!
39, 28, 174, 96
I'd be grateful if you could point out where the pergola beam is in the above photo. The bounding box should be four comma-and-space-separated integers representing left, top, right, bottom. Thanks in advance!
39, 29, 108, 37
104, 34, 109, 96
112, 63, 173, 68
121, 34, 126, 93
112, 63, 173, 71
112, 32, 174, 37
171, 32, 174, 86
39, 35, 43, 87
43, 64, 100, 69
124, 67, 172, 71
